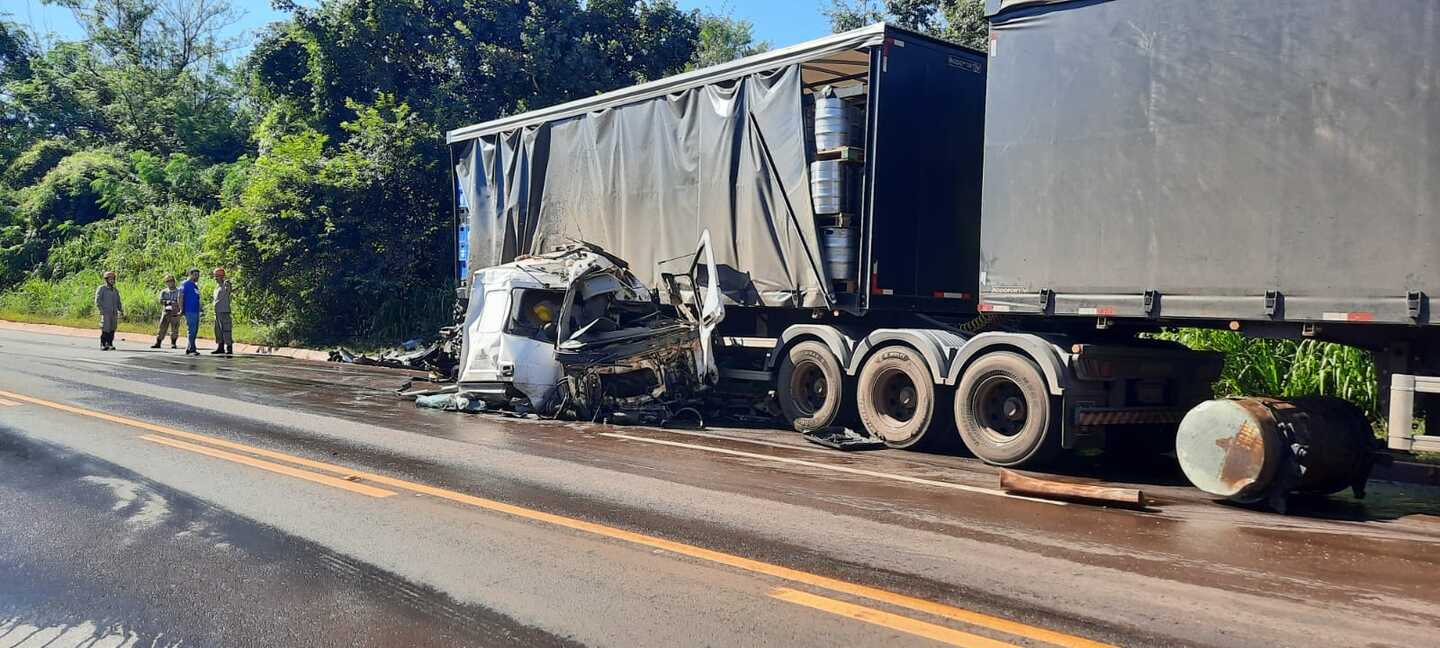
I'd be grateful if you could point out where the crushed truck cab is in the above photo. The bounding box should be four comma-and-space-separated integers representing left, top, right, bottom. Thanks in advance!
458, 235, 723, 419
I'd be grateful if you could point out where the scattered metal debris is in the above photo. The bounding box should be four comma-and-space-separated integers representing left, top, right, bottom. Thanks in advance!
998, 469, 1147, 508
802, 426, 886, 451
331, 326, 461, 380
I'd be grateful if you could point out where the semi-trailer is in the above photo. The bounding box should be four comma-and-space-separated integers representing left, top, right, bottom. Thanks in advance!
444, 2, 1440, 507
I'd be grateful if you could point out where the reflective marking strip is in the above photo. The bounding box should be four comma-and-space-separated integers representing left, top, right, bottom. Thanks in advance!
1077, 307, 1116, 316
872, 288, 895, 296
600, 432, 1064, 506
978, 303, 1012, 313
1076, 410, 1185, 426
1323, 312, 1375, 322
932, 291, 972, 300
769, 588, 1020, 648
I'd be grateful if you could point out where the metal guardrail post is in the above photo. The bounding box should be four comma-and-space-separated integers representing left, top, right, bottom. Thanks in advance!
1388, 373, 1416, 452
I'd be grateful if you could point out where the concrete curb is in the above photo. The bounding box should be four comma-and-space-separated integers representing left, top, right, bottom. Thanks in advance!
0, 319, 332, 362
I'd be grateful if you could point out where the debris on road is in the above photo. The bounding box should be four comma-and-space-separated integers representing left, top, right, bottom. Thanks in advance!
1175, 396, 1378, 513
998, 469, 1147, 508
330, 326, 461, 380
415, 392, 487, 414
398, 383, 458, 399
802, 427, 886, 451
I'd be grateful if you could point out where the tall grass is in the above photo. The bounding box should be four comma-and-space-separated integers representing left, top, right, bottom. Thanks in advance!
1160, 329, 1379, 420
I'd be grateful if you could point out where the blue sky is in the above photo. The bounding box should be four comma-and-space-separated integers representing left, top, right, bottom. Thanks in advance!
11, 0, 836, 54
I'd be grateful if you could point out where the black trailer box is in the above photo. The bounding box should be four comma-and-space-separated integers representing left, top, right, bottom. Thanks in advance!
979, 0, 1440, 326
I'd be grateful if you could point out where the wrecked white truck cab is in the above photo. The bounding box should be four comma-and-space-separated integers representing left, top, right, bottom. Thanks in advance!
458, 234, 724, 420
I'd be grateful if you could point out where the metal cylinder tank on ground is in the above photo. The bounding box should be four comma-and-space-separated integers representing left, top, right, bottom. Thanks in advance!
810, 160, 850, 214
1176, 396, 1376, 509
814, 88, 850, 151
820, 226, 857, 280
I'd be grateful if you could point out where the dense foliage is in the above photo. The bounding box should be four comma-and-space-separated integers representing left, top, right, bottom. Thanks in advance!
0, 0, 761, 344
1159, 329, 1380, 422
826, 0, 988, 49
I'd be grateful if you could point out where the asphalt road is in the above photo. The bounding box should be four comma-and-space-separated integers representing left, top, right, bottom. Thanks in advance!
0, 327, 1437, 648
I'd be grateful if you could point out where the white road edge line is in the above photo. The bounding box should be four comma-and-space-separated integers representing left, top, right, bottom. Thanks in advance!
631, 426, 858, 455
599, 432, 1066, 506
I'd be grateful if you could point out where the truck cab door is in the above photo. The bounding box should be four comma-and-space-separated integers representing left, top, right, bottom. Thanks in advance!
663, 230, 726, 380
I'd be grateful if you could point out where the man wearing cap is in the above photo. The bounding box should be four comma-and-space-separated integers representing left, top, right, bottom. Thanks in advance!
151, 274, 181, 349
181, 267, 203, 355
94, 271, 123, 350
211, 267, 234, 356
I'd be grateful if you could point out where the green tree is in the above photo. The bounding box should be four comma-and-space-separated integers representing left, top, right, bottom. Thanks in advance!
218, 95, 449, 342
7, 0, 247, 158
249, 0, 701, 139
689, 13, 769, 69
0, 19, 39, 166
825, 0, 988, 50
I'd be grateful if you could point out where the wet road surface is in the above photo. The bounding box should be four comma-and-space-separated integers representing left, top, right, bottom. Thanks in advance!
0, 327, 1437, 647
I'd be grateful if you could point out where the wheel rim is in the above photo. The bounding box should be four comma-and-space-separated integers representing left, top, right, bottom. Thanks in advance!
788, 361, 829, 416
974, 375, 1028, 441
870, 367, 918, 429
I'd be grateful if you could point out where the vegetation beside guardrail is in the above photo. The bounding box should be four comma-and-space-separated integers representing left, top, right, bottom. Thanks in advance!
1160, 329, 1380, 423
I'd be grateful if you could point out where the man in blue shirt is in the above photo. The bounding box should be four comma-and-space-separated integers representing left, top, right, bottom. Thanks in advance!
181, 267, 203, 356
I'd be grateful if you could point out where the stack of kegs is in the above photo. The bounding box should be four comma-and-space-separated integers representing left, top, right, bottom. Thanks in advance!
810, 86, 861, 281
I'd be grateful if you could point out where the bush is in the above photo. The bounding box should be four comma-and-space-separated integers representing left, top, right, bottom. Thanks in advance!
16, 150, 129, 231
4, 139, 74, 187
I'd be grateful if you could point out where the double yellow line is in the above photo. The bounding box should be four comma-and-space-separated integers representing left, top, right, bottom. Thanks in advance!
0, 388, 1113, 648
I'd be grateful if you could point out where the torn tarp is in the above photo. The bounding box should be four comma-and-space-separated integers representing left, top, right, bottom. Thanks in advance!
451, 63, 827, 309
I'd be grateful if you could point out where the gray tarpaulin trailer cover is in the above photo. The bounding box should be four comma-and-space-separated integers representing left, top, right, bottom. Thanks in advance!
980, 0, 1440, 327
448, 26, 895, 311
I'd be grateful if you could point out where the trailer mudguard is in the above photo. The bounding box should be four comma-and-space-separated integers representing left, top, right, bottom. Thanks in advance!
847, 329, 968, 384
943, 332, 1070, 396
765, 324, 863, 373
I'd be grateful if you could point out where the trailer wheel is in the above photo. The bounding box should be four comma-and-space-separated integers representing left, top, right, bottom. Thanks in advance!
776, 341, 845, 432
857, 346, 938, 448
954, 351, 1059, 466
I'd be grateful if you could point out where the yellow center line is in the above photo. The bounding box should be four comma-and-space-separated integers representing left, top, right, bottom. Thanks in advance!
138, 434, 396, 498
0, 388, 1115, 648
769, 587, 1020, 648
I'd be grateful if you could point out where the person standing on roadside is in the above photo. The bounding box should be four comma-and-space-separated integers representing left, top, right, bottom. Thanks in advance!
211, 267, 234, 356
151, 274, 181, 349
181, 267, 203, 356
94, 271, 123, 351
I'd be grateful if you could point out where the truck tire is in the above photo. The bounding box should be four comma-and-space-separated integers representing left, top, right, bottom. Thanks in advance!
857, 346, 939, 449
954, 351, 1059, 466
776, 341, 845, 432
